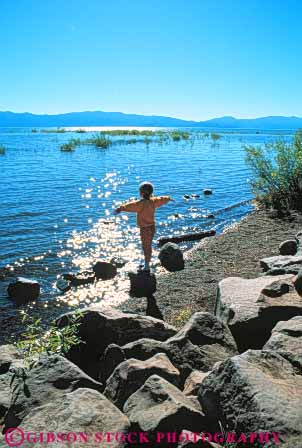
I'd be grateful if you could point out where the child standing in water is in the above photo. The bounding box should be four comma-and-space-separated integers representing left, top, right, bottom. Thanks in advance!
114, 182, 173, 271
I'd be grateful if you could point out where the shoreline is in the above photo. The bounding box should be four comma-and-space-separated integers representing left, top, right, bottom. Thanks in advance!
1, 208, 302, 344
120, 208, 302, 327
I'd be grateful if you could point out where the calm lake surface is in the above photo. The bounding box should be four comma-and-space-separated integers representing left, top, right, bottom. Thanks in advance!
0, 127, 293, 314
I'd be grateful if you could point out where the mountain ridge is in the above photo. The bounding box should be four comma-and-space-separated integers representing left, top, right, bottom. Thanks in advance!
1, 110, 302, 129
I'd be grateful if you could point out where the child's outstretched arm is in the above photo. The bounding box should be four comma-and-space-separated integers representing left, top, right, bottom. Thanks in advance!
153, 196, 174, 208
114, 199, 142, 215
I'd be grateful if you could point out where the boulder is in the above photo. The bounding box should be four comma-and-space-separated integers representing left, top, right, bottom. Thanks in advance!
56, 278, 71, 292
0, 345, 24, 426
215, 275, 302, 351
124, 375, 206, 446
4, 354, 103, 431
128, 270, 156, 298
7, 277, 40, 304
198, 350, 302, 446
260, 255, 302, 272
56, 307, 177, 376
158, 242, 184, 272
203, 189, 212, 195
102, 344, 126, 382
0, 344, 24, 374
265, 264, 302, 276
21, 388, 130, 448
279, 239, 298, 255
261, 279, 293, 297
263, 316, 302, 354
293, 267, 302, 296
70, 271, 95, 286
183, 370, 210, 396
104, 353, 180, 409
122, 312, 238, 383
93, 261, 117, 280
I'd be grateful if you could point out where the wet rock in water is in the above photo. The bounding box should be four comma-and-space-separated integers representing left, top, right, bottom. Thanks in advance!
121, 312, 238, 383
104, 353, 180, 410
70, 271, 95, 286
183, 194, 190, 199
191, 194, 200, 198
7, 277, 40, 304
203, 189, 213, 195
158, 242, 184, 272
263, 316, 302, 354
62, 272, 75, 281
56, 278, 71, 292
102, 344, 126, 382
4, 354, 103, 431
293, 267, 302, 296
56, 307, 177, 377
215, 274, 302, 351
21, 389, 130, 448
123, 375, 206, 445
206, 213, 215, 219
110, 256, 127, 268
260, 254, 302, 272
261, 279, 293, 297
128, 270, 156, 298
93, 261, 117, 280
146, 294, 163, 320
198, 350, 302, 446
279, 239, 298, 256
183, 370, 210, 396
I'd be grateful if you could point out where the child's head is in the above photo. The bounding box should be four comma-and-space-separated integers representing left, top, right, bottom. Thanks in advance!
139, 181, 154, 199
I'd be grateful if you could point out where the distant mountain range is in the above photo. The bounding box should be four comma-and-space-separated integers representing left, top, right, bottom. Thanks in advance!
1, 111, 302, 129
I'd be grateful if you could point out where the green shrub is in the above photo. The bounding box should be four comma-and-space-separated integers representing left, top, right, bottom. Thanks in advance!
245, 130, 302, 212
0, 145, 6, 155
88, 134, 112, 148
16, 311, 83, 368
211, 132, 221, 142
170, 131, 190, 141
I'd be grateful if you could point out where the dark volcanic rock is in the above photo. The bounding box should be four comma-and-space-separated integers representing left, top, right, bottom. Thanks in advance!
102, 344, 126, 382
93, 261, 117, 280
110, 256, 127, 268
4, 354, 103, 431
263, 316, 302, 354
122, 312, 238, 383
123, 375, 206, 446
158, 242, 184, 272
203, 189, 213, 195
70, 271, 95, 286
56, 306, 176, 377
279, 239, 298, 256
104, 353, 180, 409
21, 388, 130, 448
7, 277, 40, 304
215, 275, 302, 351
128, 270, 156, 298
198, 350, 302, 447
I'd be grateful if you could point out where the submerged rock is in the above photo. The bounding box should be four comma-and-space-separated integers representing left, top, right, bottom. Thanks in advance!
203, 189, 213, 195
7, 277, 40, 304
158, 242, 184, 272
215, 274, 302, 351
93, 261, 117, 280
198, 350, 302, 446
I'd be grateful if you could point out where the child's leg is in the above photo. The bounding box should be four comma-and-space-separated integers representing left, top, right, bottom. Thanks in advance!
140, 225, 155, 268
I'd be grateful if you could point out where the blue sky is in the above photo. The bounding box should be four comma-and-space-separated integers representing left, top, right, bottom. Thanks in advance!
1, 0, 302, 120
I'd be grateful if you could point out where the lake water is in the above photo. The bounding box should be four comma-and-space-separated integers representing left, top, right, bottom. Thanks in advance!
0, 127, 292, 314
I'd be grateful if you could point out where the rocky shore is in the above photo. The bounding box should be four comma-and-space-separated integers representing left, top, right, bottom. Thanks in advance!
1, 208, 302, 447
